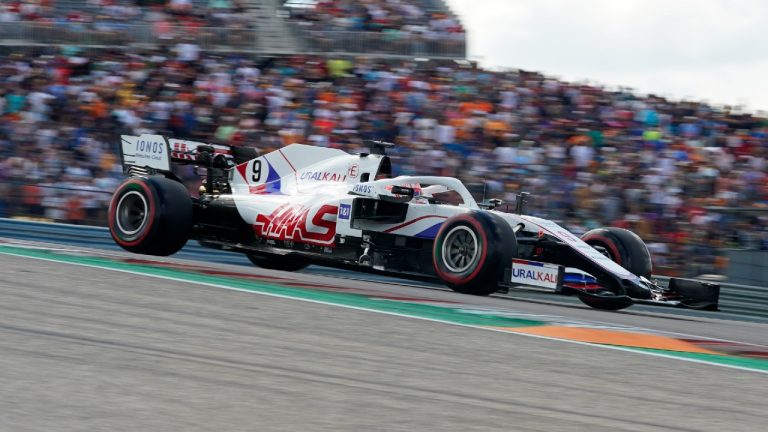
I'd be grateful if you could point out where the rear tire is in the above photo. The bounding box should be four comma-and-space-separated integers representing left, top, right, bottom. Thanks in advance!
108, 176, 192, 256
433, 211, 516, 296
246, 254, 309, 272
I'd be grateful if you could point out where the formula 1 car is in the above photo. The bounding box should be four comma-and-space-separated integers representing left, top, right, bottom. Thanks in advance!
109, 135, 720, 311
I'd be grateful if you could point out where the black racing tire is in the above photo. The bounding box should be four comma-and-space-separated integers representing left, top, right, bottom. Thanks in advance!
246, 254, 309, 272
433, 211, 516, 296
580, 227, 652, 279
108, 176, 192, 256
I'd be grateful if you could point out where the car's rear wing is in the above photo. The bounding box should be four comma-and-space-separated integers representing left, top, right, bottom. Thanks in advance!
120, 134, 255, 176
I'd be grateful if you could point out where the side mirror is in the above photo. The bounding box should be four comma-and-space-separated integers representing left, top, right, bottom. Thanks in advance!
390, 185, 415, 198
480, 198, 504, 210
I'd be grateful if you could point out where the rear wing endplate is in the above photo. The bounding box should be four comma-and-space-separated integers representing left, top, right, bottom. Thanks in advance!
120, 134, 171, 172
120, 134, 235, 175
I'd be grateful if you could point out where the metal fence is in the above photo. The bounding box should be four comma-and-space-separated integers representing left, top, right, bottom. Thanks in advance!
1, 217, 766, 320
0, 21, 466, 58
0, 181, 119, 227
727, 249, 768, 286
0, 21, 256, 50
294, 28, 466, 59
0, 217, 250, 265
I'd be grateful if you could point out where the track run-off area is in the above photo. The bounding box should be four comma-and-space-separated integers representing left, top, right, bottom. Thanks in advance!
0, 238, 766, 431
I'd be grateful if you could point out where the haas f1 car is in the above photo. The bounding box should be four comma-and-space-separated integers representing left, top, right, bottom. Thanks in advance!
109, 135, 720, 311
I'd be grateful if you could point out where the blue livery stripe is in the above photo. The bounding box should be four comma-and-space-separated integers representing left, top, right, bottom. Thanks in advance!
414, 222, 443, 239
563, 272, 598, 283
264, 160, 282, 194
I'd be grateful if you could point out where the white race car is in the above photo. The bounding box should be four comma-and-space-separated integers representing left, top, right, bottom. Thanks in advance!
109, 135, 720, 311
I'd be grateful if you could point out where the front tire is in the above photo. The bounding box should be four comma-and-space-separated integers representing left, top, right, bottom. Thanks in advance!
433, 211, 516, 296
578, 227, 651, 311
108, 176, 192, 256
581, 227, 652, 278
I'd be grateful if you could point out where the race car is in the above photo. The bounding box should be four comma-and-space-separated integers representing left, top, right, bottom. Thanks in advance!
108, 134, 720, 311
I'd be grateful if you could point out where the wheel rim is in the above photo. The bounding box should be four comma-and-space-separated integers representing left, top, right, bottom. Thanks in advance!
115, 190, 149, 236
441, 225, 479, 273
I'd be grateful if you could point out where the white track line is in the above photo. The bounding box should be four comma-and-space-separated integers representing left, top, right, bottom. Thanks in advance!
1, 248, 766, 375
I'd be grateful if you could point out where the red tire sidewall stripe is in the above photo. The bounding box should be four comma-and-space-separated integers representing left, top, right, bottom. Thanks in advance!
582, 234, 622, 265
108, 179, 156, 248
433, 214, 489, 285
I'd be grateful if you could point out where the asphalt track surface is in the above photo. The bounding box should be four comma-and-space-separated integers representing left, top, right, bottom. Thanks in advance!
1, 247, 767, 431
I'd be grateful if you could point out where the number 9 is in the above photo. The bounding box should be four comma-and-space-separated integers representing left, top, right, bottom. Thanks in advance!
251, 160, 262, 182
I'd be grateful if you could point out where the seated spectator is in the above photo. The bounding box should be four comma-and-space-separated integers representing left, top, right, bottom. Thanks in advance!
288, 0, 465, 35
0, 50, 765, 278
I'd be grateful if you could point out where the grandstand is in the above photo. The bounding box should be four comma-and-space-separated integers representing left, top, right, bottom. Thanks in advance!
0, 0, 466, 58
0, 0, 766, 279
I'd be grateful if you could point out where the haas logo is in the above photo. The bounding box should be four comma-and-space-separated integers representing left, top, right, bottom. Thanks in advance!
254, 204, 338, 246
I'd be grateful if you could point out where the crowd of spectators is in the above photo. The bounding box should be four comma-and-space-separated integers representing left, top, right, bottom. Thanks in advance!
287, 0, 464, 37
0, 0, 253, 46
1, 47, 767, 277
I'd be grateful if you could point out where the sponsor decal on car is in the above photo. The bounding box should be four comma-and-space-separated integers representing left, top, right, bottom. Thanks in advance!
510, 258, 562, 290
299, 171, 348, 182
254, 203, 338, 246
338, 203, 351, 220
121, 134, 171, 171
348, 164, 359, 178
352, 183, 374, 195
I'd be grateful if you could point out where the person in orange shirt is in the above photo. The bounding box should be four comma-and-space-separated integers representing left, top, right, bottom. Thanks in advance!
448, 116, 468, 140
21, 184, 44, 217
483, 114, 510, 138
459, 99, 493, 115
317, 90, 336, 104
65, 195, 86, 225
459, 100, 475, 115
82, 94, 108, 120
475, 99, 493, 113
